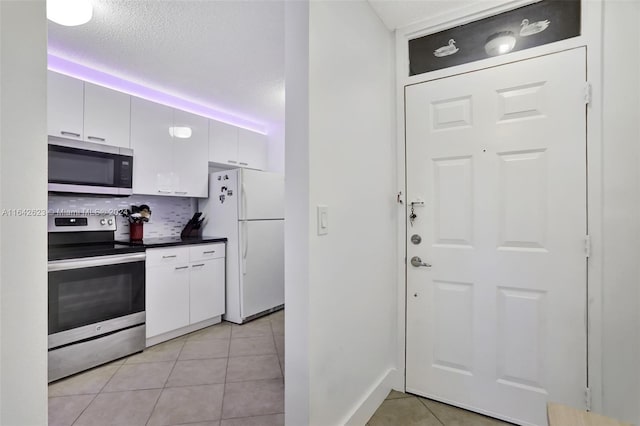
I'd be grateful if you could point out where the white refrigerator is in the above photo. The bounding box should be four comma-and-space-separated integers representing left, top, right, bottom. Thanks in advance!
199, 169, 284, 324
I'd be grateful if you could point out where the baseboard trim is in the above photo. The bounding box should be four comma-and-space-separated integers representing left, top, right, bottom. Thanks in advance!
145, 316, 221, 347
343, 368, 397, 426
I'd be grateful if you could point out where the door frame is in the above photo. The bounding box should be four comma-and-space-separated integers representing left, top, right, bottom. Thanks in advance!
393, 0, 605, 413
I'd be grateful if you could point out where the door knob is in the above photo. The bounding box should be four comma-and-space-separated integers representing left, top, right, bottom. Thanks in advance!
410, 256, 431, 268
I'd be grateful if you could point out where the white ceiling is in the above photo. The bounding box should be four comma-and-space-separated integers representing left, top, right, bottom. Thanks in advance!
48, 0, 285, 133
48, 0, 477, 134
367, 0, 479, 30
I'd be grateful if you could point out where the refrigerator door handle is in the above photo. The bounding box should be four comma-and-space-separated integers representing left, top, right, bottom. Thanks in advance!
241, 182, 247, 220
242, 221, 248, 275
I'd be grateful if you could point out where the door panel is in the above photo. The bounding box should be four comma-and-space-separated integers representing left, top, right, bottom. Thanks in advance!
405, 49, 587, 426
433, 157, 473, 246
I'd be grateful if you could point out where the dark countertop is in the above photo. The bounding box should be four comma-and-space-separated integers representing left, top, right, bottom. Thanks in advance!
116, 236, 227, 249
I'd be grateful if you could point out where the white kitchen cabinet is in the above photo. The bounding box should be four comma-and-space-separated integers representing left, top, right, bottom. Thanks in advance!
131, 97, 209, 197
172, 109, 209, 197
146, 257, 191, 338
130, 97, 174, 195
208, 120, 267, 170
47, 71, 131, 148
209, 120, 240, 166
190, 258, 225, 324
48, 71, 84, 140
189, 243, 226, 262
83, 82, 131, 148
145, 243, 226, 345
238, 128, 268, 170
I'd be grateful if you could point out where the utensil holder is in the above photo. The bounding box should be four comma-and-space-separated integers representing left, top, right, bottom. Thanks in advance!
130, 222, 144, 241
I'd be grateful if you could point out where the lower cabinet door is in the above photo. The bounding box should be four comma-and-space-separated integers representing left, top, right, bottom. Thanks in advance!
189, 258, 225, 324
146, 264, 190, 338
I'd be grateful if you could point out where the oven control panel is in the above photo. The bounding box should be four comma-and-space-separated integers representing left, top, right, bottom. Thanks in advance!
48, 214, 117, 232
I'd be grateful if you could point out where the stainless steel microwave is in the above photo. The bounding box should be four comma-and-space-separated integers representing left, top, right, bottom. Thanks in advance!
48, 137, 133, 196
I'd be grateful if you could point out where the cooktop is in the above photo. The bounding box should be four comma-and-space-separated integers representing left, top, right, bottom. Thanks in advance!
48, 242, 145, 262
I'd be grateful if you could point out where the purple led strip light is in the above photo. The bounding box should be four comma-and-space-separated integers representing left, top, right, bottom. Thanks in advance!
48, 54, 268, 135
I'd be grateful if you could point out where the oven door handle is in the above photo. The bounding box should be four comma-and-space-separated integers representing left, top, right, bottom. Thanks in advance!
48, 253, 146, 272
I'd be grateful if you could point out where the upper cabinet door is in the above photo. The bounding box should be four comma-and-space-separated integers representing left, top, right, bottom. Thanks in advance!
238, 128, 268, 171
47, 71, 84, 140
208, 120, 239, 166
130, 97, 174, 195
83, 82, 131, 148
172, 109, 209, 197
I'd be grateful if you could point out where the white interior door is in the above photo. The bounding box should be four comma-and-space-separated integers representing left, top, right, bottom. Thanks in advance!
405, 48, 587, 426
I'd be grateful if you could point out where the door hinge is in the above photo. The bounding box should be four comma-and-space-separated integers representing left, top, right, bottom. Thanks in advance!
585, 235, 591, 258
397, 191, 404, 205
585, 387, 592, 411
583, 82, 592, 105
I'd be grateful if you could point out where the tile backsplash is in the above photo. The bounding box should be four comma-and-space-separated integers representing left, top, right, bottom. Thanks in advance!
48, 194, 197, 239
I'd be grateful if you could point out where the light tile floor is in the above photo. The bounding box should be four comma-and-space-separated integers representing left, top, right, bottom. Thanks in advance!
48, 310, 285, 426
367, 390, 515, 426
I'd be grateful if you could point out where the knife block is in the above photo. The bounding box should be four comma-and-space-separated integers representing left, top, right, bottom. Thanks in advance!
180, 222, 201, 238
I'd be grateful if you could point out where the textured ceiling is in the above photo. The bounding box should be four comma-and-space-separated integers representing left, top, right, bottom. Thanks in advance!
48, 0, 285, 132
48, 0, 497, 133
367, 0, 482, 30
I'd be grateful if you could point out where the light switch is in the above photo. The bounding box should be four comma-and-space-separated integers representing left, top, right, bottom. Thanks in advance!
317, 205, 328, 236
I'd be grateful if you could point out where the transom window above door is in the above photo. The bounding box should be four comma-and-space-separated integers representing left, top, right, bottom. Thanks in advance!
408, 0, 581, 76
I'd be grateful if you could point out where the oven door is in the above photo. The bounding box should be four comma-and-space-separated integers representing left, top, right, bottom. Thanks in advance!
48, 253, 145, 349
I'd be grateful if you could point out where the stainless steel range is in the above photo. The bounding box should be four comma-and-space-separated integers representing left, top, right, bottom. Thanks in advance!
47, 214, 146, 382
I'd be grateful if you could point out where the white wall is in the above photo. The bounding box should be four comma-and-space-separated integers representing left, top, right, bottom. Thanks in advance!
285, 0, 397, 424
267, 121, 285, 174
307, 1, 397, 424
600, 0, 640, 423
0, 1, 48, 425
284, 1, 311, 424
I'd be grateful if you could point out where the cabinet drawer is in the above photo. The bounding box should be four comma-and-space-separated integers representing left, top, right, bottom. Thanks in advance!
146, 246, 189, 266
189, 243, 225, 262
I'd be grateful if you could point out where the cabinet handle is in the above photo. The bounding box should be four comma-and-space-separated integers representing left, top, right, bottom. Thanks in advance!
87, 136, 106, 142
162, 255, 177, 259
228, 160, 238, 164
157, 190, 172, 194
203, 250, 216, 254
60, 131, 81, 138
175, 266, 189, 270
239, 162, 249, 166
192, 263, 205, 267
174, 191, 188, 195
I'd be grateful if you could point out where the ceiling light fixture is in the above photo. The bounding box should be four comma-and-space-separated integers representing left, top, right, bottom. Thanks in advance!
47, 0, 93, 27
484, 31, 516, 57
169, 127, 192, 139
